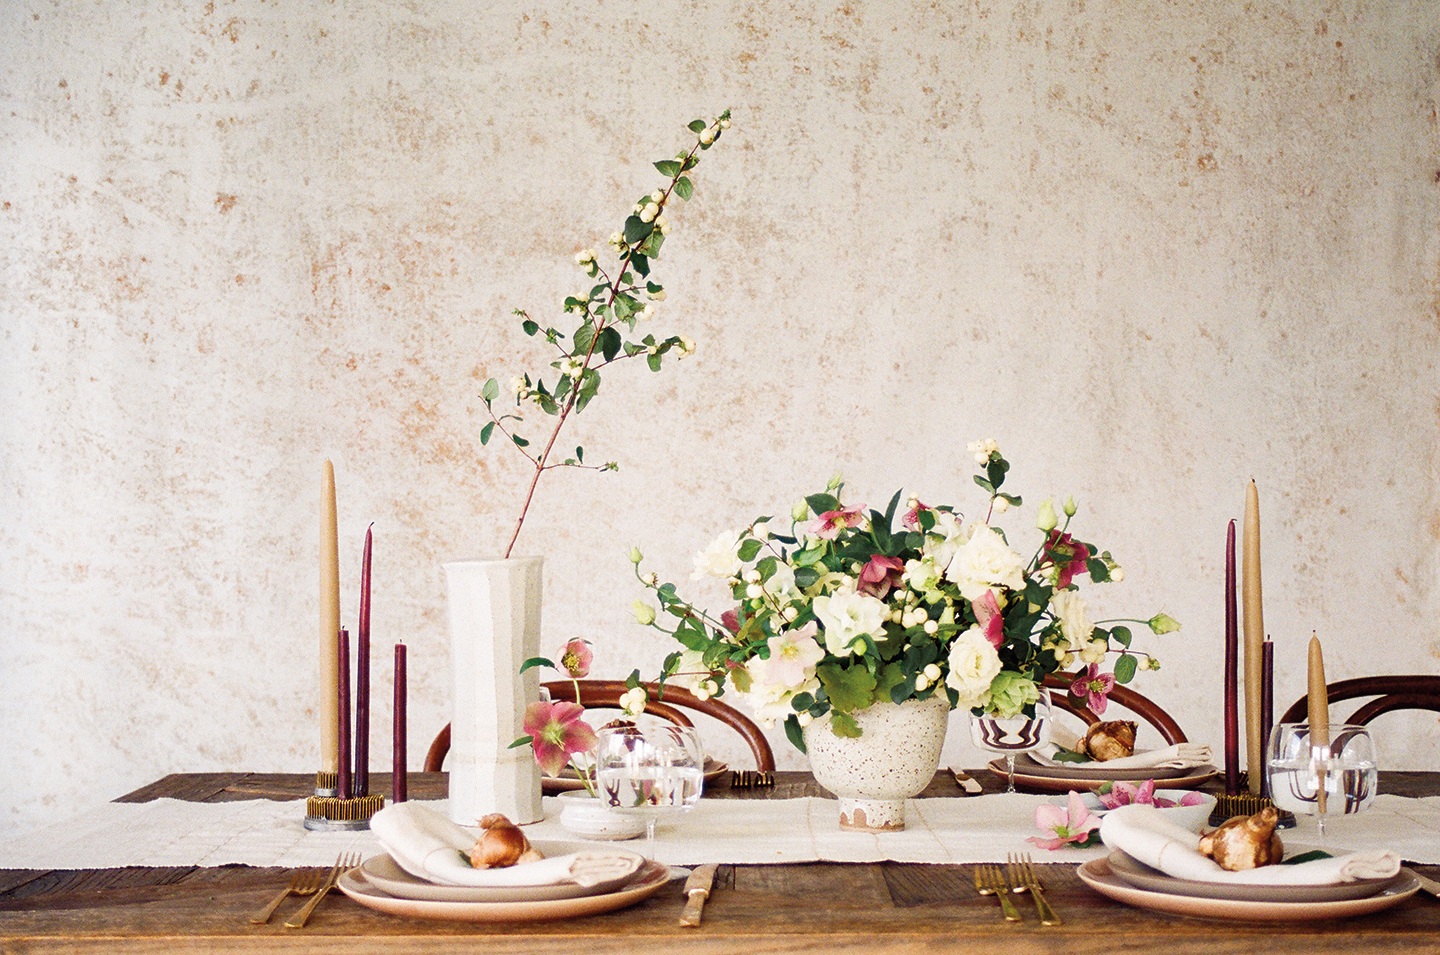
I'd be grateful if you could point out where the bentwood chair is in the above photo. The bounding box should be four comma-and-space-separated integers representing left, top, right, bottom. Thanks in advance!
1042, 672, 1189, 744
1279, 675, 1440, 726
425, 679, 777, 772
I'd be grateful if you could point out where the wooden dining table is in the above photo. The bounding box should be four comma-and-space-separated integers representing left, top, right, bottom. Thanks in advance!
3, 769, 1438, 954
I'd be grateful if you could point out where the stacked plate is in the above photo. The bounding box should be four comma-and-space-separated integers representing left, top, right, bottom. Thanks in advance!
337, 840, 670, 922
989, 753, 1218, 793
1078, 847, 1420, 921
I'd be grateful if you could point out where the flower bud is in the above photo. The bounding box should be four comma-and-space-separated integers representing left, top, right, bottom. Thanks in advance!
791, 502, 810, 521
632, 600, 656, 626
1063, 496, 1077, 517
1147, 613, 1180, 634
1036, 499, 1058, 532
628, 545, 643, 564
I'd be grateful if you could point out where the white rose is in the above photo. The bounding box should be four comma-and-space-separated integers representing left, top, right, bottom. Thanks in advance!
1050, 589, 1094, 647
812, 590, 888, 657
944, 524, 1026, 602
945, 627, 1002, 708
691, 529, 743, 580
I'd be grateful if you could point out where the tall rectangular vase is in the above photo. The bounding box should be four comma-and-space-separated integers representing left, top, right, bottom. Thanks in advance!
443, 557, 544, 825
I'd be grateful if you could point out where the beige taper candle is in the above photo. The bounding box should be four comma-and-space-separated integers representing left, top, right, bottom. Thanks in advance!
320, 459, 341, 773
1308, 634, 1330, 815
1242, 480, 1265, 794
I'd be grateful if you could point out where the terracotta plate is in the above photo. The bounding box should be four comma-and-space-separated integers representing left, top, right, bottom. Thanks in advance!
989, 755, 1218, 793
1077, 857, 1419, 921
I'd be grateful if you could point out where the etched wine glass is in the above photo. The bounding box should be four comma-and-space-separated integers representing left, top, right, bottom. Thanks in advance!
969, 688, 1053, 793
1266, 722, 1377, 841
594, 717, 705, 855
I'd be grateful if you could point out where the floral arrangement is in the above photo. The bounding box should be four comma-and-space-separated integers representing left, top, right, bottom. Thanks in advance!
512, 638, 649, 796
631, 440, 1179, 751
1028, 781, 1207, 850
481, 112, 732, 557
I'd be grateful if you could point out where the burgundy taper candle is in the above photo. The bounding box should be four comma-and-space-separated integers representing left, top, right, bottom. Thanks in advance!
393, 642, 407, 804
1224, 519, 1240, 794
355, 526, 372, 797
1259, 637, 1274, 798
337, 628, 352, 800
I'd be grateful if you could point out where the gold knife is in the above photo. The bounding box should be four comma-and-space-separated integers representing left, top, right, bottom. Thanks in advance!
1409, 868, 1440, 898
949, 766, 983, 795
679, 863, 718, 927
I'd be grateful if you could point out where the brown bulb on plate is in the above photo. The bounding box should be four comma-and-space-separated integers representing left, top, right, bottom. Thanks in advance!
1080, 720, 1138, 761
469, 814, 545, 869
1198, 806, 1284, 871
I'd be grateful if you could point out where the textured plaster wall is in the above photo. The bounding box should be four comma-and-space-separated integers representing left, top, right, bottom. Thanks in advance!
2, 1, 1438, 836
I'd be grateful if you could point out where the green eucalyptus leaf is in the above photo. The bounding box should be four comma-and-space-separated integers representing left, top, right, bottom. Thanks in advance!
481, 378, 500, 402
784, 715, 807, 753
647, 352, 661, 372
688, 119, 707, 133
631, 254, 649, 277
512, 434, 530, 448
973, 475, 995, 494
737, 538, 763, 562
1112, 625, 1133, 648
674, 176, 693, 200
480, 422, 495, 445
573, 321, 596, 355
522, 319, 540, 335
1115, 653, 1138, 684
654, 159, 682, 177
624, 215, 652, 245
599, 327, 622, 362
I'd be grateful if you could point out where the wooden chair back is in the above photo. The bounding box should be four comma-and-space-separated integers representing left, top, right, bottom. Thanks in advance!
1042, 673, 1188, 744
1279, 675, 1440, 726
424, 679, 777, 772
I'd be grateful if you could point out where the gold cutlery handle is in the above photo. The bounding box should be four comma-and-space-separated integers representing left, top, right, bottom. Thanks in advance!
996, 886, 1022, 922
249, 886, 293, 924
283, 880, 333, 929
1030, 886, 1061, 926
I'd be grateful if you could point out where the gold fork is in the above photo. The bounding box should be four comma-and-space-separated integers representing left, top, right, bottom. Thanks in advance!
250, 867, 325, 924
284, 852, 361, 929
1008, 852, 1061, 926
973, 864, 1022, 922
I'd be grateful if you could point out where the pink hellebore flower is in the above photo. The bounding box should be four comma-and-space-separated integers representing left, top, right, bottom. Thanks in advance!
1099, 780, 1205, 809
760, 624, 825, 687
1028, 791, 1102, 850
1043, 531, 1092, 589
857, 555, 906, 599
559, 638, 593, 679
973, 589, 1005, 649
1072, 664, 1115, 715
523, 700, 598, 777
901, 499, 929, 530
812, 504, 866, 540
721, 609, 742, 634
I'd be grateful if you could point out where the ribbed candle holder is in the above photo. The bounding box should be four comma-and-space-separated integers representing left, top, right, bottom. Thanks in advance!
313, 770, 339, 798
1208, 790, 1296, 829
304, 793, 385, 831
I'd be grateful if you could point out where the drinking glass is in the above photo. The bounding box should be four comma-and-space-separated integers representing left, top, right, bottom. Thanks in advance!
969, 688, 1052, 793
1266, 722, 1377, 840
594, 717, 705, 854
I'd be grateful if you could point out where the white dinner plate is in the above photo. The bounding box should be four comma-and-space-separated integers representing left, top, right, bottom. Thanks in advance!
989, 755, 1218, 793
337, 859, 672, 922
360, 852, 644, 903
1077, 857, 1419, 921
1105, 850, 1402, 903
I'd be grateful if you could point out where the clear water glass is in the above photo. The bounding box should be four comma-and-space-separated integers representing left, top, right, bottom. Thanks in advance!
1266, 722, 1377, 840
969, 687, 1053, 793
594, 717, 704, 855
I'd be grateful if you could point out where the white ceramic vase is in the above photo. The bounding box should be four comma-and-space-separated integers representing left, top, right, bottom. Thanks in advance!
803, 695, 950, 832
443, 557, 544, 826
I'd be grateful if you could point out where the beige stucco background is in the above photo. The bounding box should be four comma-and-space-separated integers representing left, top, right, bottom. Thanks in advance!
3, 1, 1438, 837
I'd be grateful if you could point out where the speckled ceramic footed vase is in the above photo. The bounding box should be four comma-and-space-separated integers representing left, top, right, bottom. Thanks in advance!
803, 695, 950, 832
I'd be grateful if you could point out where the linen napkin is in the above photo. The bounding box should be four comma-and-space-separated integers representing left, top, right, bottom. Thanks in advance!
370, 803, 642, 888
1030, 742, 1214, 771
1099, 804, 1401, 885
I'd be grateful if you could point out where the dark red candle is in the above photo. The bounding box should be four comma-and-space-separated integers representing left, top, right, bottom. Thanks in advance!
393, 642, 407, 804
1260, 637, 1274, 798
337, 628, 352, 800
1224, 520, 1240, 795
355, 526, 372, 797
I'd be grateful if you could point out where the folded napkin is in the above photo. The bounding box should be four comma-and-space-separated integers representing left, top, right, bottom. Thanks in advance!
1100, 804, 1401, 885
1031, 742, 1214, 771
370, 803, 643, 888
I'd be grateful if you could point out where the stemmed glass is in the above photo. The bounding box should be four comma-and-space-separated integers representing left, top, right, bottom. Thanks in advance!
969, 688, 1053, 793
594, 716, 705, 855
1266, 722, 1377, 841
